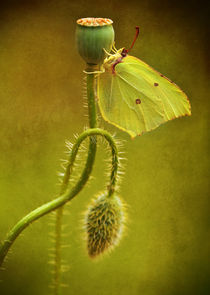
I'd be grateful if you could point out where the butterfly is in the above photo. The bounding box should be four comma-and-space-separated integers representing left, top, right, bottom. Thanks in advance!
97, 27, 191, 138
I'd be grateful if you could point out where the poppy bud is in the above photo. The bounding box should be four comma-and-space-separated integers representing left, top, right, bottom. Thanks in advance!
84, 192, 125, 258
76, 17, 114, 65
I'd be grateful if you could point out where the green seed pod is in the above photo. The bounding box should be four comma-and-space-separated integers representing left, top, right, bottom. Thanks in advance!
84, 192, 126, 258
76, 17, 115, 65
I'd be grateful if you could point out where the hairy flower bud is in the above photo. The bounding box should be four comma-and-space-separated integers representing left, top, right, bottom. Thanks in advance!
84, 192, 125, 258
76, 17, 115, 65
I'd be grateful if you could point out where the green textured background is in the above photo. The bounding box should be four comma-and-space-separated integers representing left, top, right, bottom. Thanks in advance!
0, 0, 209, 294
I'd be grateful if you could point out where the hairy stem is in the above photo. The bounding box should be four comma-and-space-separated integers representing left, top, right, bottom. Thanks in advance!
53, 160, 73, 295
53, 72, 97, 295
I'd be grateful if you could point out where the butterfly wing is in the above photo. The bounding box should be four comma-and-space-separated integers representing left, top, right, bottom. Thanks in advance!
98, 55, 191, 138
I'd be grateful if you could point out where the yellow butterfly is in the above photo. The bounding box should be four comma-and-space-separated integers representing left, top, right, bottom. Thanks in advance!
97, 27, 191, 138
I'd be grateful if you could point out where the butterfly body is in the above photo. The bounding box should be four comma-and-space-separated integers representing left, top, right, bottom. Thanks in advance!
98, 48, 191, 138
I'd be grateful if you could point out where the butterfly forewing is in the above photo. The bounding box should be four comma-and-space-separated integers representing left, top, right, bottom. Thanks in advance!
122, 56, 191, 120
98, 54, 191, 137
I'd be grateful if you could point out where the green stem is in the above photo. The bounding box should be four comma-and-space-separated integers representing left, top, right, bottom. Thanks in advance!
53, 72, 97, 294
0, 128, 119, 267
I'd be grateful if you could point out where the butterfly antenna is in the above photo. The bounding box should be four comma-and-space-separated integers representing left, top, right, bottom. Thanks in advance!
128, 26, 139, 52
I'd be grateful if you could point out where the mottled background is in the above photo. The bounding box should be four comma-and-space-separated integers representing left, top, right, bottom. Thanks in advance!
0, 0, 209, 294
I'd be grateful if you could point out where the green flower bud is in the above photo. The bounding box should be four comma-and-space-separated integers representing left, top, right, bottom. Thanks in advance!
76, 17, 115, 65
84, 192, 126, 258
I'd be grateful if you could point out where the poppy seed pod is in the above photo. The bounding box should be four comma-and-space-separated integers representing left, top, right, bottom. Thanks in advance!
76, 17, 115, 65
84, 192, 126, 258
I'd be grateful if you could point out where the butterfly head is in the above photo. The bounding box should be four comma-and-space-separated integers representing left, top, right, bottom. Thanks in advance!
121, 48, 128, 57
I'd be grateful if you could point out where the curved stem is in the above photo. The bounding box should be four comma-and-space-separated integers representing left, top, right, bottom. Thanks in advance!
0, 128, 119, 268
53, 73, 97, 294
